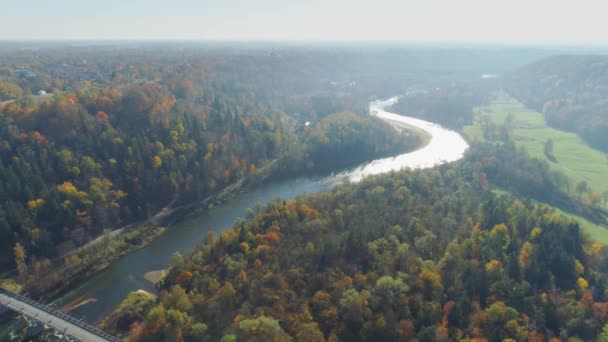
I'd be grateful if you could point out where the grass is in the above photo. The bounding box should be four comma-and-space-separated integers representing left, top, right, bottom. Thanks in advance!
474, 93, 608, 243
555, 209, 608, 245
464, 93, 608, 195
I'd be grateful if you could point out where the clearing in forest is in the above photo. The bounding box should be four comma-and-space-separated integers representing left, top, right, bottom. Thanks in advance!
465, 94, 608, 195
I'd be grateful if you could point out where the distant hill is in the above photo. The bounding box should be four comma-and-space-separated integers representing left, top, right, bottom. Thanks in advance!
506, 55, 608, 151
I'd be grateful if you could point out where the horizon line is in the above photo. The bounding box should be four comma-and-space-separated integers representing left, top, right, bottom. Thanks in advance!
1, 38, 608, 48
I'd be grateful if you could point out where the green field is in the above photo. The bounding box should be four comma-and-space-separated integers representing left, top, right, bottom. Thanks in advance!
491, 188, 608, 244
465, 93, 608, 195
470, 93, 608, 242
557, 209, 608, 244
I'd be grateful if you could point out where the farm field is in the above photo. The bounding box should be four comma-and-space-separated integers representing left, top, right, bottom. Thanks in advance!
465, 94, 608, 195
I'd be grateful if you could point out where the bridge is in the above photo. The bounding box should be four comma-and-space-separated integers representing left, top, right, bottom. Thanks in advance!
0, 288, 120, 342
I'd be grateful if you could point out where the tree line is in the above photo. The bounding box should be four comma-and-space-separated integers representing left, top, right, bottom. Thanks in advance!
506, 55, 608, 152
105, 141, 608, 341
0, 58, 422, 290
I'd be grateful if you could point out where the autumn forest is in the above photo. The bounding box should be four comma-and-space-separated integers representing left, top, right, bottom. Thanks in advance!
1, 43, 608, 342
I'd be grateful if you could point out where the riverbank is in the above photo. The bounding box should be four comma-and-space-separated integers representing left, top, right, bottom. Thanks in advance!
381, 116, 432, 149
17, 160, 279, 304
31, 224, 168, 300
90, 97, 469, 333
1, 95, 469, 340
51, 98, 450, 306
331, 98, 469, 183
97, 290, 156, 339
0, 164, 281, 340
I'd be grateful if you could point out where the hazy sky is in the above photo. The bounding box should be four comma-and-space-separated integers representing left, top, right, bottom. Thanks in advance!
1, 0, 607, 44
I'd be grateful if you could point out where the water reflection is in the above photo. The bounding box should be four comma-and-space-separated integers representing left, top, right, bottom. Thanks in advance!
330, 97, 469, 183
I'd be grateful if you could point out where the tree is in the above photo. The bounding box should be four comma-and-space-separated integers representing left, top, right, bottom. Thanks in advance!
419, 270, 443, 300
397, 320, 415, 341
27, 198, 45, 210
339, 289, 371, 330
544, 139, 556, 162
221, 335, 237, 342
165, 309, 187, 341
589, 192, 602, 206
163, 285, 192, 312
171, 252, 184, 266
550, 170, 569, 193
153, 155, 162, 169
294, 322, 324, 342
96, 111, 109, 125
237, 316, 291, 341
146, 305, 167, 334
485, 301, 518, 324
0, 81, 22, 100
598, 322, 608, 342
575, 180, 588, 199
576, 277, 589, 297
191, 322, 208, 338
57, 181, 89, 203
373, 275, 408, 310
13, 243, 27, 280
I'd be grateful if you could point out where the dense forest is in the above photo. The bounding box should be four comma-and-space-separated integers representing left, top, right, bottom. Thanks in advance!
0, 43, 551, 102
506, 55, 608, 151
2, 44, 546, 276
0, 80, 292, 271
387, 80, 498, 130
0, 49, 421, 276
99, 139, 608, 341
283, 111, 420, 173
4, 44, 608, 342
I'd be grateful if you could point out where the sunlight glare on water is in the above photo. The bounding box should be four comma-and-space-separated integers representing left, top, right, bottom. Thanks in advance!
330, 96, 470, 183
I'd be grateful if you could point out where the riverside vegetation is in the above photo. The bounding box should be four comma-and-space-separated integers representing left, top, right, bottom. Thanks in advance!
4, 45, 608, 341
0, 47, 422, 298
114, 140, 608, 341
107, 54, 608, 342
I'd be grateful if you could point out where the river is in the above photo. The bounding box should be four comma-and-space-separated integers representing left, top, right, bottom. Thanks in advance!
329, 97, 469, 183
2, 96, 469, 338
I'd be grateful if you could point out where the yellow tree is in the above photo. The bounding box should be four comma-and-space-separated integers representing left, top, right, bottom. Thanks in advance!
589, 192, 602, 206
153, 155, 162, 169
419, 270, 443, 300
13, 243, 27, 280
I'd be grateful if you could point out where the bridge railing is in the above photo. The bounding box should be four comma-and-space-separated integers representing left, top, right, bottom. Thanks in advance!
0, 288, 121, 341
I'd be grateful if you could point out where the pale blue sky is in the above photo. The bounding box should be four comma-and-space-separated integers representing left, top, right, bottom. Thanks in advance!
1, 0, 607, 43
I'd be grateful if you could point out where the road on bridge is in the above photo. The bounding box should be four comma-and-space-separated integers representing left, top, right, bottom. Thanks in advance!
0, 289, 119, 342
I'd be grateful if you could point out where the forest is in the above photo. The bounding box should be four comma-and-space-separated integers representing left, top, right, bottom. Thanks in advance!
0, 48, 422, 280
506, 55, 608, 151
108, 140, 608, 341
387, 79, 498, 130
2, 43, 608, 342
2, 44, 545, 279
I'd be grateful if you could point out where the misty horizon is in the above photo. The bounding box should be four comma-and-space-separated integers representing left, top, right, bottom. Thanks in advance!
2, 0, 608, 44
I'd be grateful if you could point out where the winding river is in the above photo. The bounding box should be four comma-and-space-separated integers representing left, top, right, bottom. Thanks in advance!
2, 97, 469, 337
330, 97, 469, 183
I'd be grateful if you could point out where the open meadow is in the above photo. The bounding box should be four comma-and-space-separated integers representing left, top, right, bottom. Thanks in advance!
465, 94, 608, 195
468, 94, 608, 242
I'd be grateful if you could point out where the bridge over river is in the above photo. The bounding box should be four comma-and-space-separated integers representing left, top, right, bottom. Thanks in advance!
0, 288, 120, 342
